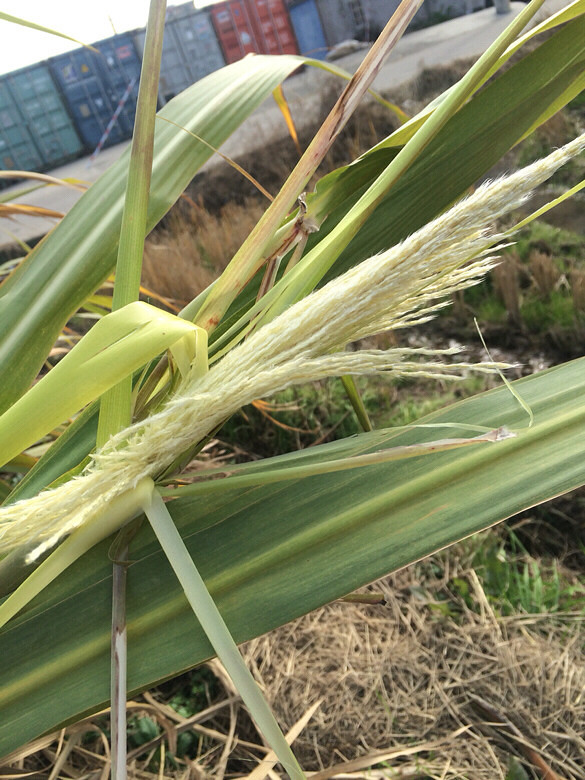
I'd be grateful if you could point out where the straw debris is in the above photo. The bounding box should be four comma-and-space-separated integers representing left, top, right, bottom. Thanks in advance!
239, 563, 585, 779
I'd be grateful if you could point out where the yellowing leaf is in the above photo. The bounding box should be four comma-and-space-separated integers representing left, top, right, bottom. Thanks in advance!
0, 302, 203, 470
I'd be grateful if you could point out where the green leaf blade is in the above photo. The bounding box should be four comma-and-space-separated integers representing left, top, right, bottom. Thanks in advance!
1, 358, 584, 756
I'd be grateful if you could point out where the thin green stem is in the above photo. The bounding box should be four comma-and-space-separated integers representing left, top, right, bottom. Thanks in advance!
97, 0, 167, 445
158, 428, 512, 499
143, 491, 306, 780
340, 375, 373, 432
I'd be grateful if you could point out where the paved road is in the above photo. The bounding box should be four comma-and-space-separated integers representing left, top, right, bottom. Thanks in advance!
0, 0, 569, 248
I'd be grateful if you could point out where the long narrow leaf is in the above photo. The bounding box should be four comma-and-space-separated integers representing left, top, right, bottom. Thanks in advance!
145, 492, 306, 780
0, 11, 95, 50
1, 357, 584, 755
0, 303, 198, 469
98, 0, 167, 446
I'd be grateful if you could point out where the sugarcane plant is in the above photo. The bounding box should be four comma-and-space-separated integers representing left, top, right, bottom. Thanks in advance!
1, 0, 585, 772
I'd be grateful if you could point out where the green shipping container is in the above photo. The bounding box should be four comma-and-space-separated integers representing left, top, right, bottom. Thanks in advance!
0, 80, 43, 173
0, 62, 83, 174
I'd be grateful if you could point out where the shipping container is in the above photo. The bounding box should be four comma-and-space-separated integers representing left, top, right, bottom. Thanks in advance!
168, 9, 226, 87
49, 32, 141, 151
0, 80, 44, 173
359, 0, 401, 39
134, 5, 225, 103
315, 0, 364, 47
211, 1, 259, 64
91, 32, 142, 136
288, 0, 328, 59
211, 0, 297, 64
0, 63, 83, 173
250, 0, 298, 56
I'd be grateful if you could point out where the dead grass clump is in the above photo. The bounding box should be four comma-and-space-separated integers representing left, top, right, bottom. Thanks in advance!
142, 199, 265, 305
529, 249, 560, 300
492, 253, 522, 326
240, 563, 585, 779
571, 268, 585, 312
400, 60, 471, 105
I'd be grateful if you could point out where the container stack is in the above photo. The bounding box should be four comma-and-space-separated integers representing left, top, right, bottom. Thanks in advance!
0, 0, 487, 179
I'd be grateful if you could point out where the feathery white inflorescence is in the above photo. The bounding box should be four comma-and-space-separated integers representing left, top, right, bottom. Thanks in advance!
2, 132, 585, 557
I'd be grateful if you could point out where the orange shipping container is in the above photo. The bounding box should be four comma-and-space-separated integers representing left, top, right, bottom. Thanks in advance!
250, 0, 298, 56
211, 0, 298, 64
210, 1, 259, 64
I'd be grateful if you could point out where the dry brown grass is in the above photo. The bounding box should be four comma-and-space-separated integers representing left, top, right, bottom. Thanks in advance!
529, 249, 560, 300
493, 253, 522, 326
240, 562, 585, 779
571, 268, 585, 312
142, 200, 265, 305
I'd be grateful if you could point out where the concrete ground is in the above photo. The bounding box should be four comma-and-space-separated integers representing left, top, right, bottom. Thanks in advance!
0, 0, 570, 249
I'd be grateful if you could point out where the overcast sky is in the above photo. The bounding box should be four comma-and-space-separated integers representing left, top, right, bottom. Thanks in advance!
0, 0, 211, 75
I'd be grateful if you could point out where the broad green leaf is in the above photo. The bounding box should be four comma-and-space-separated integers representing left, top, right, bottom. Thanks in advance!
308, 8, 585, 223
1, 357, 584, 755
357, 0, 585, 155
313, 13, 585, 278
0, 302, 199, 470
0, 54, 306, 415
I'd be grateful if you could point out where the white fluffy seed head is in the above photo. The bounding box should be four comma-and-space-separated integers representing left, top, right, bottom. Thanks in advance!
1, 131, 584, 555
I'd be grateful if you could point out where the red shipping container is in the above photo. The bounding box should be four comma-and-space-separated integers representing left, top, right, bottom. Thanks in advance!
210, 1, 259, 64
248, 0, 298, 56
211, 0, 298, 64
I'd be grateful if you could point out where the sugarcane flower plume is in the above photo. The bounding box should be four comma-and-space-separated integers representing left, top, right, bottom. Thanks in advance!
1, 131, 585, 557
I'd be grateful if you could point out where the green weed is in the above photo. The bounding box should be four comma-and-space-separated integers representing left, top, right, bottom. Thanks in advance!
471, 531, 585, 617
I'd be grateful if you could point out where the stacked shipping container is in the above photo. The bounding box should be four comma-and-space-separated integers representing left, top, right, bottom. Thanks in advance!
0, 0, 489, 177
133, 5, 225, 104
49, 32, 142, 151
0, 63, 82, 174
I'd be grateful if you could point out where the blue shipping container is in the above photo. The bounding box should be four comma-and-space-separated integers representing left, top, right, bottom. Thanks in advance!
288, 0, 328, 59
49, 32, 142, 151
